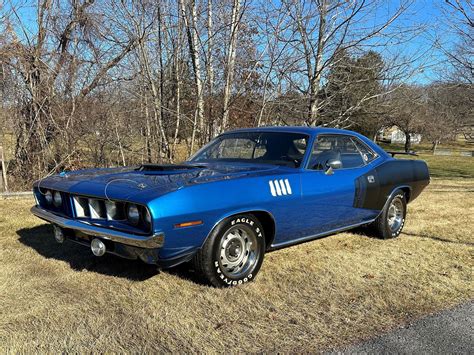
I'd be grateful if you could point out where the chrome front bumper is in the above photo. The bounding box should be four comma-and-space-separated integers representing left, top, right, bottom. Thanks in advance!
31, 206, 164, 249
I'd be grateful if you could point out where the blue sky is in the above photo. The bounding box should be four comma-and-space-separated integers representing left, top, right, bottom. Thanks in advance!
370, 0, 456, 83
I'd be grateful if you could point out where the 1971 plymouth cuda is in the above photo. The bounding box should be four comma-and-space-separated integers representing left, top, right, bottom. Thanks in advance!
31, 127, 430, 287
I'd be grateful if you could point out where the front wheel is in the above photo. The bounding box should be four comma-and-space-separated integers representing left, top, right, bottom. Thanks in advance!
193, 214, 265, 287
371, 190, 407, 239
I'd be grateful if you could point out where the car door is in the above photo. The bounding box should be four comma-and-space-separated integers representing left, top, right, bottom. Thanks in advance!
299, 134, 379, 237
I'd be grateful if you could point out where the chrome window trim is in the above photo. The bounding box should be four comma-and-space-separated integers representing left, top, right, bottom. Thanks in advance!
349, 136, 379, 164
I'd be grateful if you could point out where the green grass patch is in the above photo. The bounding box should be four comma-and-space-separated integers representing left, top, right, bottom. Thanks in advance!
418, 155, 474, 179
379, 143, 474, 179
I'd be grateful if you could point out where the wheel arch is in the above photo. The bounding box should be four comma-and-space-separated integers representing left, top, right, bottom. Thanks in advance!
377, 185, 411, 218
399, 186, 412, 203
250, 211, 276, 249
202, 209, 276, 251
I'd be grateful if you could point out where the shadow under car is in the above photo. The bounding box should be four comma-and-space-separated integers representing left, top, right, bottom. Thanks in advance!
16, 224, 202, 283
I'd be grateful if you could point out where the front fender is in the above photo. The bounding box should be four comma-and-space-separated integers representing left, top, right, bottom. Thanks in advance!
148, 173, 297, 260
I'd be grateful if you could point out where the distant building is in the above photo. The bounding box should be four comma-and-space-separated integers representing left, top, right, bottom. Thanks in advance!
377, 126, 421, 144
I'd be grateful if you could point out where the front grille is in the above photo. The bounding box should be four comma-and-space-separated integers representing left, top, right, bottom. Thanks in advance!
71, 194, 151, 234
72, 196, 126, 221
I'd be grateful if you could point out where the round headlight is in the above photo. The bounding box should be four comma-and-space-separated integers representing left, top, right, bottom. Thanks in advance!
53, 191, 62, 207
127, 204, 140, 225
45, 190, 53, 204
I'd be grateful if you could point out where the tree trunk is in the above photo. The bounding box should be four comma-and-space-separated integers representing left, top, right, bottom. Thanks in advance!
114, 125, 126, 166
1, 146, 8, 192
180, 0, 204, 153
404, 132, 411, 152
144, 88, 152, 163
308, 0, 327, 126
135, 20, 170, 161
206, 0, 215, 139
172, 8, 183, 161
220, 0, 241, 134
157, 5, 170, 160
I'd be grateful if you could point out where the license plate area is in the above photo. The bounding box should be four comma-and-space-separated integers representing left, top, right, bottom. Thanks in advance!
71, 231, 93, 244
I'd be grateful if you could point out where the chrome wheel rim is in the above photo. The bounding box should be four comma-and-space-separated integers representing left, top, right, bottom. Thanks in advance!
219, 225, 259, 278
387, 198, 403, 232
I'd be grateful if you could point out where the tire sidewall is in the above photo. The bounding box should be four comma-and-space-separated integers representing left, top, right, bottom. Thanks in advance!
385, 192, 406, 238
210, 214, 265, 287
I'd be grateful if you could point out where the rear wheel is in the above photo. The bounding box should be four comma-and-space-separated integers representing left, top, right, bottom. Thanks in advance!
372, 190, 407, 239
193, 214, 265, 287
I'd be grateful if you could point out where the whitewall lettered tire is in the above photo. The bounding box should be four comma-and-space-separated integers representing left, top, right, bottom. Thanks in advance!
193, 214, 266, 287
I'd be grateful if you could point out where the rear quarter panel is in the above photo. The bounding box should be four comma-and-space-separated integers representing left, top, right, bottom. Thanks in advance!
354, 158, 430, 210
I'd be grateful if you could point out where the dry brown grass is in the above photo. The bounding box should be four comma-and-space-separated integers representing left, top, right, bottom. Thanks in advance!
0, 178, 473, 352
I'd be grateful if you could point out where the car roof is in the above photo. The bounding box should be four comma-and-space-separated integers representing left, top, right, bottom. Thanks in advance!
223, 126, 358, 136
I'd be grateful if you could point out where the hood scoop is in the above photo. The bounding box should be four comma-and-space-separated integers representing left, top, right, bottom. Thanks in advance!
136, 164, 205, 173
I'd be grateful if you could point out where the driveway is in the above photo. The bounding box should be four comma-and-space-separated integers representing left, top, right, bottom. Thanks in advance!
339, 301, 473, 354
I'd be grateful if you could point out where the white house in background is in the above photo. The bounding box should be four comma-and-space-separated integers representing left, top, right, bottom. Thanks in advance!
390, 130, 422, 144
377, 126, 422, 144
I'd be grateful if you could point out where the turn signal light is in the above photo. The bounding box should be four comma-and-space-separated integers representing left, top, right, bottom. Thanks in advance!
174, 220, 203, 228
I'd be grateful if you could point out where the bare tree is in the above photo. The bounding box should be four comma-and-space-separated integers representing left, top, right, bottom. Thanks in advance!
441, 0, 473, 84
1, 0, 467, 190
431, 1, 474, 141
1, 0, 145, 181
270, 0, 414, 126
206, 0, 215, 139
386, 85, 426, 152
180, 0, 205, 153
220, 0, 242, 134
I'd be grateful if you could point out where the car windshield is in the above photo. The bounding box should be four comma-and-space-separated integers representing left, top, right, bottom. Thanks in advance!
189, 131, 309, 168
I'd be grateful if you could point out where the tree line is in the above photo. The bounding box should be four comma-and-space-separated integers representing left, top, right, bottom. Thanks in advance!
0, 0, 472, 189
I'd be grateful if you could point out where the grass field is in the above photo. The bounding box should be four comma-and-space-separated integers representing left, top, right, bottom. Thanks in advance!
416, 155, 474, 179
0, 157, 473, 352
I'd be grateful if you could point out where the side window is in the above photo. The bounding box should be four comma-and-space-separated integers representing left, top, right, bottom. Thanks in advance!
309, 135, 342, 170
309, 135, 377, 170
351, 137, 377, 164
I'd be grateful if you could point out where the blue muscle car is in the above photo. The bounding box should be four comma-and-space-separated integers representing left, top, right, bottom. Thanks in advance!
31, 127, 430, 287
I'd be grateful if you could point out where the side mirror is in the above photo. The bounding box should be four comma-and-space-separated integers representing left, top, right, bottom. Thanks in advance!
327, 159, 342, 170
325, 159, 342, 175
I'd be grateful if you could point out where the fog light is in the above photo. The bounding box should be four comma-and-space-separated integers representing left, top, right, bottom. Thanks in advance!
91, 238, 106, 256
53, 225, 65, 243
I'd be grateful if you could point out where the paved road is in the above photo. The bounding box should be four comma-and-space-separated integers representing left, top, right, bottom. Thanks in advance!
339, 301, 473, 354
